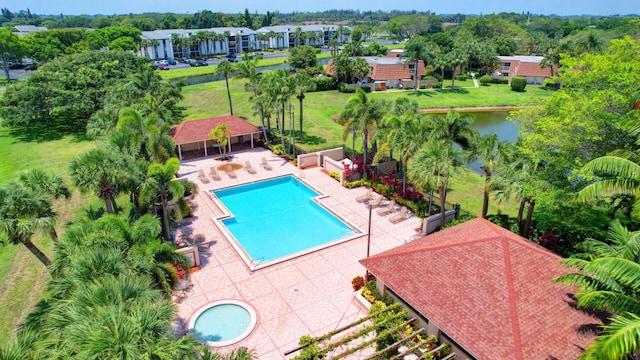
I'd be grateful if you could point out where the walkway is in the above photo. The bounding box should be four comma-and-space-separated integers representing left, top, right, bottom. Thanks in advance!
173, 148, 422, 358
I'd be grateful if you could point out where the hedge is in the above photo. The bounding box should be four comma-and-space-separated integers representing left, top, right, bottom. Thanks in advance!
510, 76, 527, 92
311, 77, 338, 91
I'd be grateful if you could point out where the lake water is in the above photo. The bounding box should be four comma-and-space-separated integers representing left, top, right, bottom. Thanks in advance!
466, 111, 518, 173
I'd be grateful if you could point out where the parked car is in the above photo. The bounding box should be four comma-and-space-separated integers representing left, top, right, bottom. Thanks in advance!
189, 59, 208, 67
159, 60, 169, 66
8, 62, 25, 69
226, 53, 237, 59
167, 59, 177, 65
24, 63, 37, 71
179, 57, 190, 63
154, 64, 170, 70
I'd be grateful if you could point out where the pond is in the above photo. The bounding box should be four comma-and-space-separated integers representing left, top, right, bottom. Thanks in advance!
466, 111, 519, 173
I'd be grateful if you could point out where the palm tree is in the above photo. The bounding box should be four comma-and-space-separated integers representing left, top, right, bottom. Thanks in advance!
409, 140, 465, 229
447, 49, 466, 89
69, 147, 131, 214
427, 110, 478, 150
473, 133, 508, 218
291, 74, 317, 141
553, 221, 640, 359
338, 88, 388, 178
351, 57, 370, 84
432, 51, 449, 91
293, 27, 304, 47
112, 108, 175, 163
375, 105, 429, 195
209, 124, 232, 160
577, 149, 640, 218
403, 40, 431, 91
18, 168, 70, 240
216, 60, 236, 115
146, 158, 183, 240
0, 182, 57, 267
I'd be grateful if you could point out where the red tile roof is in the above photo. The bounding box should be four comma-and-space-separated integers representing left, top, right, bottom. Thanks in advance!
513, 61, 557, 77
326, 58, 425, 81
169, 116, 261, 145
360, 218, 598, 360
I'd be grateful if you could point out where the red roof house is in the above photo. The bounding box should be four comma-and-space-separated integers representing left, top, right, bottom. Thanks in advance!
360, 218, 598, 360
496, 56, 558, 85
169, 116, 262, 160
326, 55, 425, 89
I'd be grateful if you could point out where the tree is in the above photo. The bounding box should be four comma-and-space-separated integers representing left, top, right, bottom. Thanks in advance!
338, 88, 387, 178
409, 140, 464, 229
553, 222, 640, 359
209, 124, 232, 160
236, 57, 269, 141
291, 74, 316, 141
0, 170, 69, 268
69, 147, 131, 214
403, 39, 431, 91
112, 108, 175, 163
288, 45, 317, 70
216, 60, 235, 115
293, 27, 304, 47
146, 158, 183, 241
0, 50, 142, 126
427, 110, 478, 150
447, 48, 466, 89
472, 133, 509, 218
0, 28, 25, 83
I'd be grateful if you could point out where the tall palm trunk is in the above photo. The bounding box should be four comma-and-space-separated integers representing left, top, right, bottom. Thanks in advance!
22, 238, 52, 268
517, 198, 527, 224
159, 183, 171, 240
102, 194, 114, 214
523, 199, 535, 238
298, 94, 305, 141
439, 185, 446, 229
225, 77, 233, 115
440, 67, 445, 91
362, 128, 368, 179
276, 106, 285, 153
481, 167, 491, 218
414, 60, 420, 91
451, 67, 457, 89
258, 105, 269, 144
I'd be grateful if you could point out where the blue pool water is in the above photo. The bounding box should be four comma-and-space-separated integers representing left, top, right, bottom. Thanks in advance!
214, 176, 355, 263
193, 304, 251, 343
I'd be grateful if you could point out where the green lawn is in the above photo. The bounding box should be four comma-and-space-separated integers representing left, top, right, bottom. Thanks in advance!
0, 123, 95, 346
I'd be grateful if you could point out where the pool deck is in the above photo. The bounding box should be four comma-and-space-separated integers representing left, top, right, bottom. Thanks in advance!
174, 148, 422, 359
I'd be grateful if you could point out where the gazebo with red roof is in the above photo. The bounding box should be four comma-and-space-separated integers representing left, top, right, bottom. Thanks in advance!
169, 116, 262, 160
360, 218, 599, 360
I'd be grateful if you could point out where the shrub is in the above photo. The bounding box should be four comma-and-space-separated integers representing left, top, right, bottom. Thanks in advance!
510, 76, 527, 92
311, 77, 337, 91
455, 73, 468, 81
431, 82, 442, 89
328, 171, 340, 181
338, 84, 356, 93
479, 75, 492, 86
419, 84, 427, 89
492, 77, 509, 84
343, 179, 367, 188
352, 276, 365, 291
269, 143, 285, 155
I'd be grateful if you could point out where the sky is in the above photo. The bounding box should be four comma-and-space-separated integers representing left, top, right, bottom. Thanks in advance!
6, 0, 639, 17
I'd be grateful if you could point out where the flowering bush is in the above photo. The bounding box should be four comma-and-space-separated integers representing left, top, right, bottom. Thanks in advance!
538, 231, 559, 252
342, 157, 364, 180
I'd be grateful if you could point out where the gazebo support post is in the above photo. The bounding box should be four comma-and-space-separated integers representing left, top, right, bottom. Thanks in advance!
204, 140, 208, 157
177, 145, 183, 160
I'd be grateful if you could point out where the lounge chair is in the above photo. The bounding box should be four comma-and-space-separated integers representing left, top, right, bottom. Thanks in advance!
356, 188, 373, 203
245, 161, 257, 174
368, 195, 384, 208
198, 169, 210, 183
260, 157, 273, 170
389, 206, 409, 224
225, 164, 237, 179
377, 200, 396, 216
209, 166, 222, 181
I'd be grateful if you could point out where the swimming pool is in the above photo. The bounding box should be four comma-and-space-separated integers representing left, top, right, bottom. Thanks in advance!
211, 176, 358, 268
189, 300, 257, 347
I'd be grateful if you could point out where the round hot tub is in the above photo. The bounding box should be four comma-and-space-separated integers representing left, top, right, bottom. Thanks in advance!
188, 300, 257, 347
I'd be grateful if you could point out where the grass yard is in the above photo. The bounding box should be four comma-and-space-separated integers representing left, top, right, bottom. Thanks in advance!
0, 123, 95, 346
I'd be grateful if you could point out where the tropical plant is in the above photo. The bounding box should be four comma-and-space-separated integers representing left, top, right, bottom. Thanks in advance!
69, 147, 133, 214
216, 60, 236, 115
409, 140, 464, 229
427, 110, 478, 150
338, 88, 388, 178
472, 133, 509, 218
145, 157, 183, 240
291, 74, 317, 141
209, 124, 232, 160
403, 39, 431, 91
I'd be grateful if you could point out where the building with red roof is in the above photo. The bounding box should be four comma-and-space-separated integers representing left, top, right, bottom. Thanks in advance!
360, 218, 599, 360
496, 56, 557, 85
326, 54, 425, 89
169, 116, 262, 160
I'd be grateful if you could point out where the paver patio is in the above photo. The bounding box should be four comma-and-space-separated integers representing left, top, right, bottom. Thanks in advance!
174, 148, 422, 359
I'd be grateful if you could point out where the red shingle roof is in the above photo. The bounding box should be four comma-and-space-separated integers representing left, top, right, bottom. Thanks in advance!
513, 61, 557, 77
360, 218, 598, 360
169, 116, 260, 145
